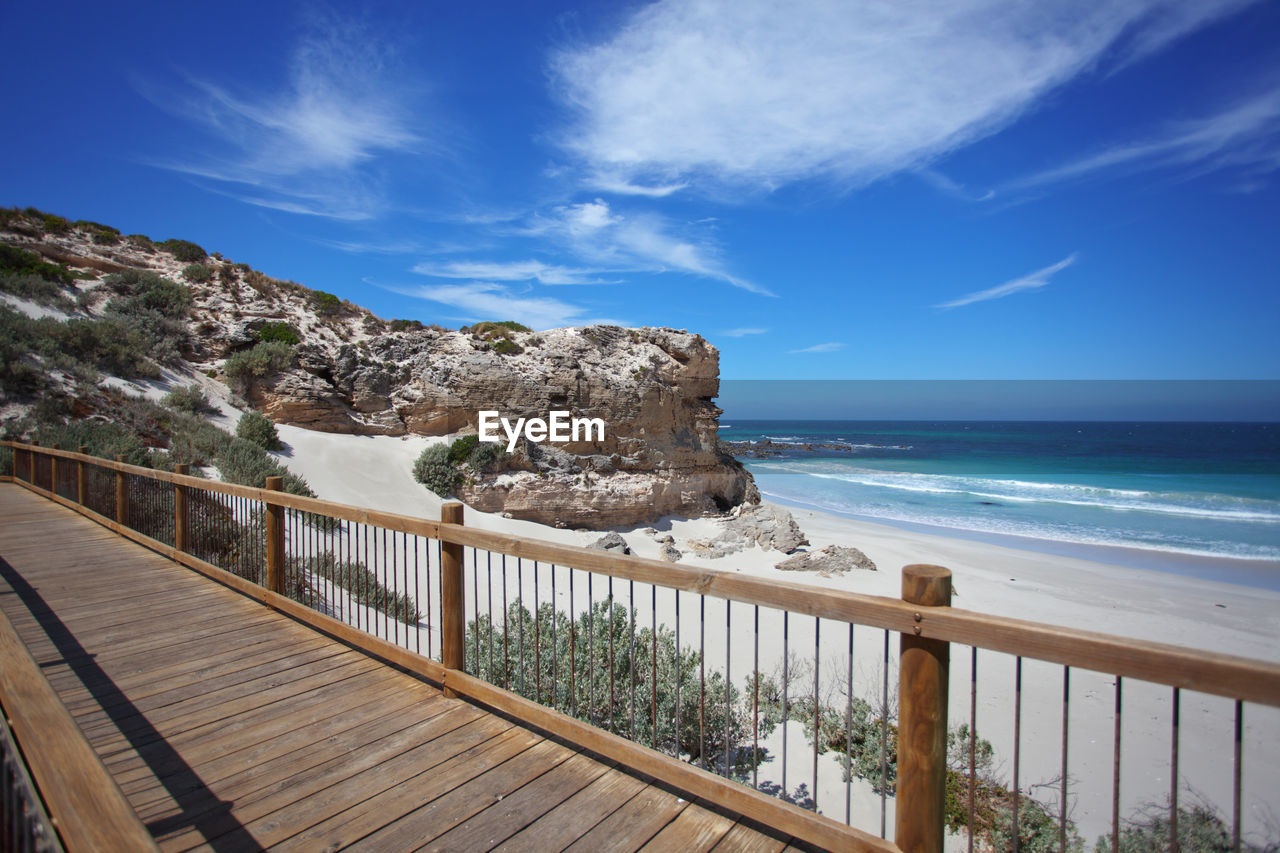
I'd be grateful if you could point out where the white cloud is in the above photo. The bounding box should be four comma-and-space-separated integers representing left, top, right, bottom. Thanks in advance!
789, 342, 844, 354
412, 259, 609, 285
522, 199, 774, 295
935, 254, 1077, 310
721, 327, 768, 337
401, 281, 611, 330
143, 12, 422, 219
1005, 87, 1280, 191
550, 0, 1259, 194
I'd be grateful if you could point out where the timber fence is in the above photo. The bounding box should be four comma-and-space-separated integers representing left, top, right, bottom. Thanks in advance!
3, 440, 1279, 853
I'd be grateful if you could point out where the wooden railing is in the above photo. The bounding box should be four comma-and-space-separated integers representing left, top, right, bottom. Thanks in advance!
0, 602, 159, 852
4, 440, 1279, 853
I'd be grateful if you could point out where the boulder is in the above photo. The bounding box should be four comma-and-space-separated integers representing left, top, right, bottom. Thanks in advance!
774, 545, 877, 577
589, 532, 631, 555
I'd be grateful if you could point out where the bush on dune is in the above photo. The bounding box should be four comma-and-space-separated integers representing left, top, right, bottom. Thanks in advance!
236, 410, 282, 451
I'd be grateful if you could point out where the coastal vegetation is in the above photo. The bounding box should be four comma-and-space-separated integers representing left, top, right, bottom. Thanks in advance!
235, 410, 282, 451
412, 434, 509, 498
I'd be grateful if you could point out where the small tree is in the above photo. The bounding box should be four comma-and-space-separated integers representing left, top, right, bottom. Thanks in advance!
236, 410, 282, 451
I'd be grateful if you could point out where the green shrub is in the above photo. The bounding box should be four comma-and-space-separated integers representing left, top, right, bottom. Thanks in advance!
256, 322, 301, 346
465, 598, 773, 770
467, 441, 505, 473
388, 318, 424, 332
472, 320, 531, 334
412, 443, 458, 496
236, 410, 282, 451
92, 230, 122, 245
74, 219, 120, 236
182, 263, 212, 283
163, 384, 214, 414
32, 419, 153, 467
492, 337, 523, 355
1095, 802, 1257, 853
127, 234, 154, 251
24, 208, 70, 233
448, 434, 480, 465
310, 290, 342, 314
158, 238, 207, 262
0, 273, 75, 312
97, 273, 192, 369
290, 554, 421, 624
224, 341, 293, 390
214, 437, 310, 494
0, 244, 72, 284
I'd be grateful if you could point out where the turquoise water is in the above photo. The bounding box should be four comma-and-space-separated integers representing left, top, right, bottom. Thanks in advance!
724, 421, 1280, 583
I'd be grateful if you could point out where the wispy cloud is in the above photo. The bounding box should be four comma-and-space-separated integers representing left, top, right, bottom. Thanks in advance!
140, 11, 424, 219
935, 254, 1077, 310
721, 327, 768, 337
412, 259, 610, 285
1005, 87, 1280, 192
550, 0, 1260, 195
789, 342, 844, 354
397, 281, 616, 330
519, 199, 775, 295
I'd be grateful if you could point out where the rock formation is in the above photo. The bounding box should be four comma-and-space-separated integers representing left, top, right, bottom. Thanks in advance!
775, 545, 877, 577
0, 213, 759, 530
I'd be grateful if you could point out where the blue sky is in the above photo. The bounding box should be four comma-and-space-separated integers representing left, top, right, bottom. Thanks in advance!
2, 0, 1278, 381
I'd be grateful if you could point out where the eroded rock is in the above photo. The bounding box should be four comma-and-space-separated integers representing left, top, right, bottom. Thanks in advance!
774, 545, 877, 577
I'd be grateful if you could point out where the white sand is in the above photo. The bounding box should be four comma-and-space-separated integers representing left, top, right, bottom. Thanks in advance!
265, 425, 1280, 847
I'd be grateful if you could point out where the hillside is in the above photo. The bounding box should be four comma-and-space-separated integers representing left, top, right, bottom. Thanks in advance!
0, 206, 756, 528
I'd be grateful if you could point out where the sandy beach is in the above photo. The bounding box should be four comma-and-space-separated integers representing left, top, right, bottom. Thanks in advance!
262, 423, 1280, 848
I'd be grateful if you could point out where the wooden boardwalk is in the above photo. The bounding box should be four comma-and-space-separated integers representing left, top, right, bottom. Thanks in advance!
0, 484, 802, 852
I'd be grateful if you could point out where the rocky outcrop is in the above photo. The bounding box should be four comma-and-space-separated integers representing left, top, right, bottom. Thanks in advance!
0, 214, 758, 530
239, 324, 758, 528
775, 545, 877, 577
686, 503, 808, 557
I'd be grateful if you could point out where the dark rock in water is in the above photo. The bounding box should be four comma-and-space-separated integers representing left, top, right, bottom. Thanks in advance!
978, 501, 1000, 506
775, 545, 876, 577
589, 532, 631, 555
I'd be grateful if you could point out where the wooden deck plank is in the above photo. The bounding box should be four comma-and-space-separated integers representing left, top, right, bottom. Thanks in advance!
180, 714, 524, 851
418, 750, 611, 851
561, 782, 691, 852
493, 767, 651, 852
347, 738, 576, 852
0, 483, 819, 853
640, 801, 739, 852
108, 674, 436, 785
710, 822, 791, 852
268, 723, 540, 853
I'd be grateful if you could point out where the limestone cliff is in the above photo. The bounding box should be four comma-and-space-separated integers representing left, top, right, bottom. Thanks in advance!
242, 324, 759, 528
0, 212, 758, 529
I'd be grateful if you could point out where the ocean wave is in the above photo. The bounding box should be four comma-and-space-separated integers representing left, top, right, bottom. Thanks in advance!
752, 462, 1280, 523
756, 487, 1280, 562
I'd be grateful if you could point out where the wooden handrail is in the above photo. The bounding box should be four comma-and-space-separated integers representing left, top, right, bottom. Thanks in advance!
0, 608, 159, 852
6, 439, 1280, 707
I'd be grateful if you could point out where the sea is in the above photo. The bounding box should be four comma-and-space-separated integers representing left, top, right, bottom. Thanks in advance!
721, 421, 1280, 589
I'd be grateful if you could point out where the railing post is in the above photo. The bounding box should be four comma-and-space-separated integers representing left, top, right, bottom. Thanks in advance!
173, 464, 189, 553
115, 454, 128, 527
30, 440, 40, 489
440, 501, 466, 697
77, 446, 88, 506
264, 476, 285, 594
50, 443, 60, 496
896, 564, 952, 853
